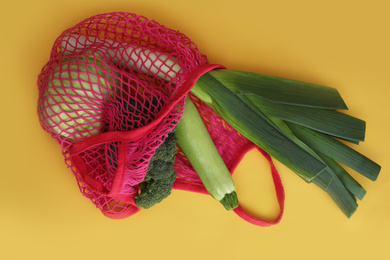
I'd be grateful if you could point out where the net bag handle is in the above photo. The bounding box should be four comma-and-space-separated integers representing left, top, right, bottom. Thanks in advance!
233, 146, 285, 226
174, 143, 285, 227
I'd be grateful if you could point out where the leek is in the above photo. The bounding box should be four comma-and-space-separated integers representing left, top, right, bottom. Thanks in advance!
190, 70, 380, 217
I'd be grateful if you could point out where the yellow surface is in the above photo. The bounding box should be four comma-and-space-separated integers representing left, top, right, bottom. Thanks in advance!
1, 0, 389, 259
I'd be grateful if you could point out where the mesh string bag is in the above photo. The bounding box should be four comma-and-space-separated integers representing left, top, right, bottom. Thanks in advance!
37, 12, 285, 226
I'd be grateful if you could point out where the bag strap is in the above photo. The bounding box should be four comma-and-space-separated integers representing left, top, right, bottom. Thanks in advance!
173, 143, 285, 227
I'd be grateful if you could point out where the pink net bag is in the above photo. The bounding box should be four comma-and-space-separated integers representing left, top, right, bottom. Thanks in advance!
37, 12, 284, 226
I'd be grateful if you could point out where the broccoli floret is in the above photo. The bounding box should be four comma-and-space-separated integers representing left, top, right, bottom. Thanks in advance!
106, 95, 178, 209
135, 130, 177, 209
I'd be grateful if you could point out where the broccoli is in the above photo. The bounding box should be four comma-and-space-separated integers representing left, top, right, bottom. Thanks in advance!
134, 130, 177, 208
106, 96, 178, 209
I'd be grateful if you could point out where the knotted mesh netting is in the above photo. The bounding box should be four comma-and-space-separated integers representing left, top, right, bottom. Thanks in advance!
37, 12, 283, 223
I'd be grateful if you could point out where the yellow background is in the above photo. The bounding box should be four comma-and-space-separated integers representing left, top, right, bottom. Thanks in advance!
1, 0, 389, 259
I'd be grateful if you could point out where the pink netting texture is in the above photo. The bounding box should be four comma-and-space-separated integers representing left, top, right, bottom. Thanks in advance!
37, 12, 252, 218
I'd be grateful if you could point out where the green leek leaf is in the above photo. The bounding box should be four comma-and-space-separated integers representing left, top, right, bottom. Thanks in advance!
317, 153, 366, 200
286, 123, 381, 181
208, 69, 348, 110
311, 169, 358, 218
246, 96, 366, 142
